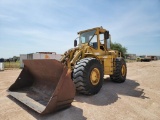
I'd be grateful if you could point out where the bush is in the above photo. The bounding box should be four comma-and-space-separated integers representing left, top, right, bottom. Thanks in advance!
4, 61, 20, 69
111, 42, 127, 58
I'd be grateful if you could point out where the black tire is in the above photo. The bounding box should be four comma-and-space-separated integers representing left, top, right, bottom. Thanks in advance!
110, 57, 127, 83
72, 58, 103, 95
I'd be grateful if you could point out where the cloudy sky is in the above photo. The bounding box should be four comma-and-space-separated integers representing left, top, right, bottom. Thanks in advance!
0, 0, 160, 58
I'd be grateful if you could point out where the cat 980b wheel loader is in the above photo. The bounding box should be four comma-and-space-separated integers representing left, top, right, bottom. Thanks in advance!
8, 27, 127, 114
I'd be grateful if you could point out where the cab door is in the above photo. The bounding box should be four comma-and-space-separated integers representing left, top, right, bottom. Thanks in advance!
88, 33, 106, 56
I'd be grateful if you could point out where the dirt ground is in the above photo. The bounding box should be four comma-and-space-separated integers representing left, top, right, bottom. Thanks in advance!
0, 61, 160, 120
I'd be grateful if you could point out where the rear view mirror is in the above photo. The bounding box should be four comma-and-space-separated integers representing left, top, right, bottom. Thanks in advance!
104, 31, 109, 39
74, 40, 77, 47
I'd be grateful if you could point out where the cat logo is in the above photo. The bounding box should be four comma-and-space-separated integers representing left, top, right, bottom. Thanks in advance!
45, 55, 50, 59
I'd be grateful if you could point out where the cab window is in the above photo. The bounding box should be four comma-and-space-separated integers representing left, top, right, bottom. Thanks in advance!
89, 35, 98, 49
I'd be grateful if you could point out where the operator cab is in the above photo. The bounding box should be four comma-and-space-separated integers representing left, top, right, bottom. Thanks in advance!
74, 27, 111, 51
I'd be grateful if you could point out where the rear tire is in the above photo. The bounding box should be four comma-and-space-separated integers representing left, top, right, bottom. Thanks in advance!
110, 57, 127, 83
72, 58, 103, 95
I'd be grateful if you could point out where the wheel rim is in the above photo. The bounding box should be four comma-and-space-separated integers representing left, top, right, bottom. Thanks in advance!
90, 68, 100, 85
121, 65, 126, 76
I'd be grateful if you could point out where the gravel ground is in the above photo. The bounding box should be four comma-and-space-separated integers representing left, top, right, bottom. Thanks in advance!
0, 61, 160, 120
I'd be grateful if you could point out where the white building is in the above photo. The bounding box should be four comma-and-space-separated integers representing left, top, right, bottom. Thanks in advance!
20, 52, 62, 68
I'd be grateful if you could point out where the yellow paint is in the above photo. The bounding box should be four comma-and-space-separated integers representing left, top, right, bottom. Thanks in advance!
103, 56, 113, 75
90, 68, 100, 85
121, 65, 126, 76
60, 27, 121, 75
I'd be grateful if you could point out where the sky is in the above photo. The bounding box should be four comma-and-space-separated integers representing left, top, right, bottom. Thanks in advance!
0, 0, 160, 58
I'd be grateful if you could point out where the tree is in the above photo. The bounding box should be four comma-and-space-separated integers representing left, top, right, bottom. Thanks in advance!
13, 56, 20, 62
111, 42, 127, 58
0, 58, 4, 62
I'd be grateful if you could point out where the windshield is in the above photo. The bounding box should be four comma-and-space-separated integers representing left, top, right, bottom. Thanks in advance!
79, 30, 96, 44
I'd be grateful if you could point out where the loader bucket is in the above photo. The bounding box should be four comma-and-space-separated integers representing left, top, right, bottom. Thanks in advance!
8, 59, 75, 114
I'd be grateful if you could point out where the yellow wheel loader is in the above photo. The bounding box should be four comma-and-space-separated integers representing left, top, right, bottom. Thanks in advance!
8, 27, 127, 114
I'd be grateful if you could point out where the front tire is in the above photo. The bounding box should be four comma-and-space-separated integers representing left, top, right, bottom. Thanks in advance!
72, 58, 103, 95
110, 57, 127, 83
